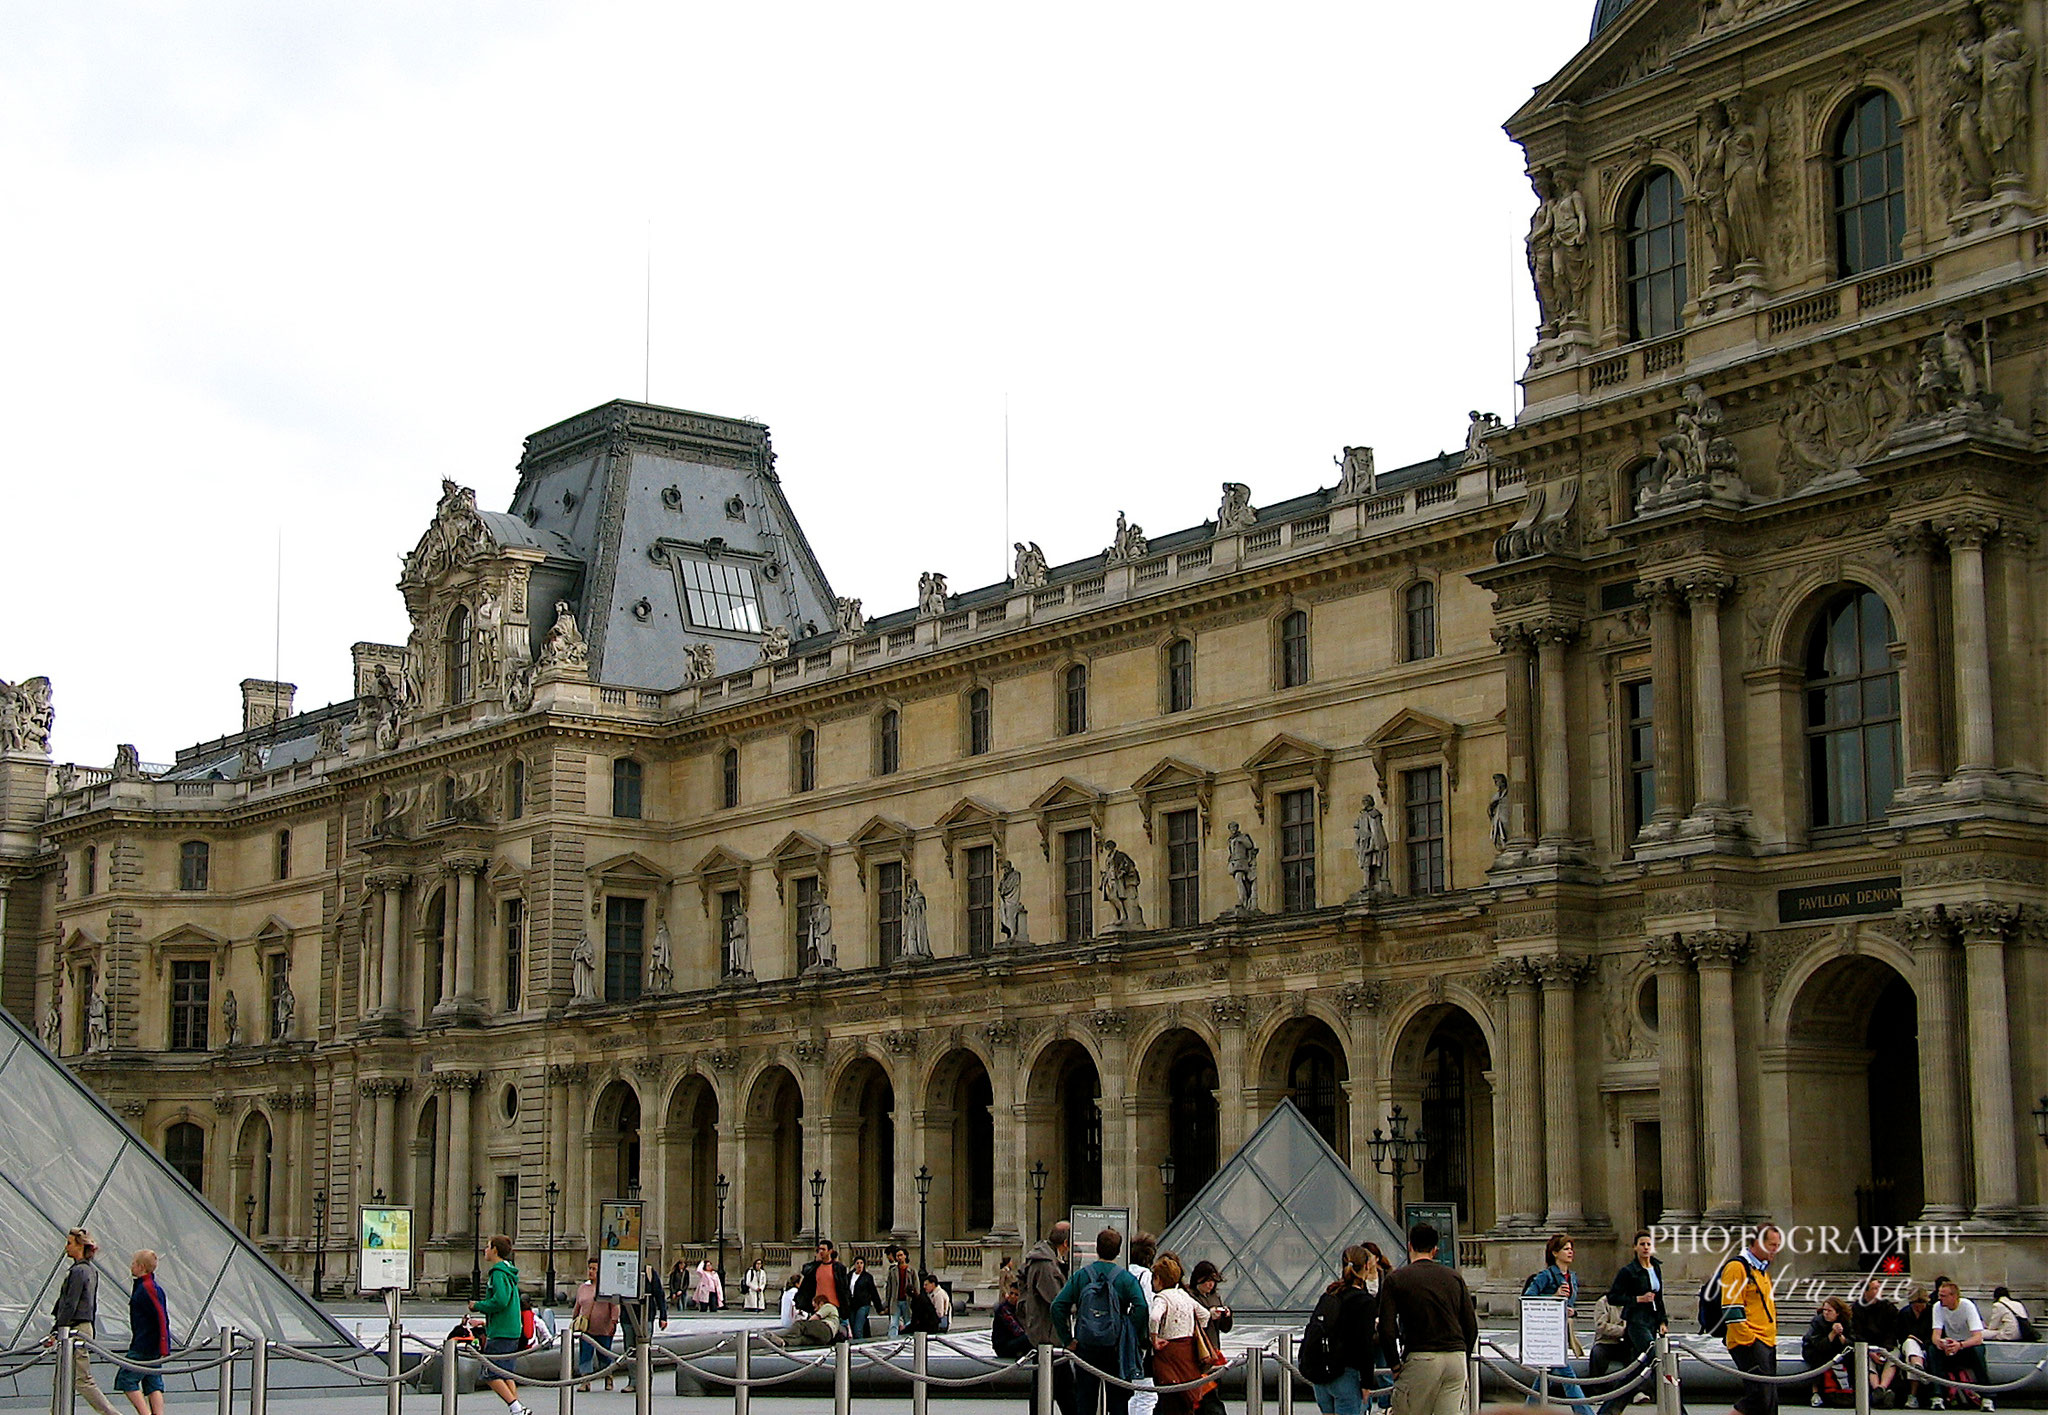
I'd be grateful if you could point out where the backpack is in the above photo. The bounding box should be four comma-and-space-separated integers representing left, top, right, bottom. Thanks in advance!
1073, 1263, 1124, 1349
1999, 1299, 2039, 1343
1697, 1262, 1734, 1336
1299, 1289, 1345, 1383
1591, 1296, 1627, 1343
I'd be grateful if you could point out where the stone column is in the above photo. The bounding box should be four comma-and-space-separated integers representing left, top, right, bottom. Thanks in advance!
1646, 935, 1700, 1223
551, 1063, 591, 1242
1683, 573, 1735, 817
445, 1073, 480, 1245
1943, 513, 2000, 777
447, 854, 486, 1019
1533, 619, 1581, 848
793, 1040, 829, 1239
1691, 931, 1750, 1218
432, 1085, 456, 1239
371, 872, 409, 1020
1955, 902, 2021, 1215
1340, 982, 1386, 1178
1887, 525, 1946, 786
1091, 1011, 1132, 1220
1902, 909, 1968, 1220
1211, 997, 1251, 1156
1534, 956, 1592, 1228
1643, 580, 1689, 825
1491, 626, 1538, 851
983, 1021, 1024, 1242
366, 1078, 403, 1202
1486, 959, 1544, 1227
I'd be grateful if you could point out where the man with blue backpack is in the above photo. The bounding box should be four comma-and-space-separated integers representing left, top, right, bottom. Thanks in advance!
1053, 1228, 1152, 1415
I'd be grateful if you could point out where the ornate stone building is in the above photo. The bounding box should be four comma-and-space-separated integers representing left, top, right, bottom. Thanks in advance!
3, 0, 2046, 1305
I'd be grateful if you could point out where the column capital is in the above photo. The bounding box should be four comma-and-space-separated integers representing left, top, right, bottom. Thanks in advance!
444, 852, 489, 876
1477, 956, 1534, 996
360, 1076, 411, 1098
1948, 900, 2020, 944
1886, 520, 1942, 560
1680, 570, 1736, 605
1338, 980, 1386, 1015
1688, 929, 1752, 968
546, 1062, 590, 1087
1939, 510, 2002, 551
880, 1030, 919, 1057
1490, 622, 1537, 653
981, 1018, 1020, 1048
1209, 996, 1249, 1028
1529, 616, 1583, 647
1639, 577, 1688, 612
1901, 907, 1955, 950
433, 1069, 485, 1091
366, 870, 412, 893
1087, 1008, 1130, 1037
792, 1037, 830, 1066
1643, 932, 1695, 970
1530, 953, 1596, 988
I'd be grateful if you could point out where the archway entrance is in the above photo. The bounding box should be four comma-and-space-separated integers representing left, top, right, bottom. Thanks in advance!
831, 1058, 896, 1239
926, 1050, 994, 1240
410, 1098, 438, 1226
1258, 1017, 1351, 1156
742, 1066, 804, 1243
593, 1081, 643, 1205
664, 1076, 719, 1245
1137, 1029, 1219, 1228
236, 1111, 275, 1237
1024, 1040, 1101, 1228
1388, 1005, 1496, 1233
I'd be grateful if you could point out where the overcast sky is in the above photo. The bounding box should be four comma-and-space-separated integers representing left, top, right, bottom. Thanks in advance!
6, 1, 1590, 766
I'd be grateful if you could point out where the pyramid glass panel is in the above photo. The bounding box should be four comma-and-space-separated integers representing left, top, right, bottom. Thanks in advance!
0, 1006, 347, 1348
1157, 1099, 1405, 1317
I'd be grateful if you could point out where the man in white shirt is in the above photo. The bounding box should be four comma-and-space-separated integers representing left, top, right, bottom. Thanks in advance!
1927, 1281, 1992, 1412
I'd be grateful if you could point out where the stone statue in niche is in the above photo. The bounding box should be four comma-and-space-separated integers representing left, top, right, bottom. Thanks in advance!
223, 989, 241, 1048
1105, 513, 1148, 565
647, 917, 674, 995
1334, 446, 1375, 500
1224, 823, 1260, 915
1352, 796, 1390, 899
86, 979, 109, 1053
273, 974, 295, 1041
1489, 773, 1512, 852
474, 590, 503, 688
683, 643, 717, 683
40, 978, 61, 1049
805, 888, 836, 971
1526, 166, 1591, 333
723, 910, 753, 979
1982, 1, 2035, 191
918, 572, 950, 618
1013, 542, 1049, 591
1216, 483, 1255, 534
1098, 840, 1144, 930
571, 932, 599, 1003
997, 858, 1029, 945
538, 601, 588, 672
757, 625, 792, 662
1462, 412, 1502, 467
1638, 383, 1746, 510
1946, 5, 1999, 204
834, 598, 865, 636
901, 877, 932, 958
1699, 96, 1769, 279
0, 676, 54, 755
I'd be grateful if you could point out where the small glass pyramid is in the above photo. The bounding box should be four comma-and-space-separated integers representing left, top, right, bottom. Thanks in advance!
1157, 1098, 1406, 1316
0, 1005, 345, 1349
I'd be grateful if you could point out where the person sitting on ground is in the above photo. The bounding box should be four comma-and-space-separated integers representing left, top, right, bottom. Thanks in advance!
778, 1274, 802, 1333
1927, 1280, 1992, 1412
1897, 1286, 1935, 1409
1853, 1279, 1902, 1406
993, 1275, 1034, 1359
795, 1300, 841, 1347
909, 1273, 951, 1334
1982, 1288, 2030, 1344
1801, 1297, 1854, 1408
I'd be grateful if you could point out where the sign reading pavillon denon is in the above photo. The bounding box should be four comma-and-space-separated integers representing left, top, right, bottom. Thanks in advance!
1776, 877, 1902, 924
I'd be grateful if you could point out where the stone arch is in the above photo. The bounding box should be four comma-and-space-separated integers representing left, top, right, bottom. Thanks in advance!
662, 1072, 720, 1246
591, 1077, 644, 1207
418, 884, 450, 1018
1383, 997, 1497, 1234
828, 1053, 896, 1240
740, 1064, 804, 1243
1758, 569, 1906, 673
234, 1108, 277, 1238
409, 1093, 439, 1220
162, 1116, 209, 1194
1807, 74, 1920, 156
1133, 1026, 1221, 1228
922, 1046, 994, 1240
1253, 1009, 1352, 1155
1602, 155, 1698, 231
1022, 1035, 1104, 1229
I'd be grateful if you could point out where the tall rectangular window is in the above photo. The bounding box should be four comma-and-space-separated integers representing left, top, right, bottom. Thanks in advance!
1403, 766, 1447, 896
1167, 640, 1194, 713
964, 845, 996, 955
1405, 582, 1437, 661
613, 758, 643, 818
968, 688, 991, 757
179, 840, 209, 891
720, 747, 740, 808
1280, 611, 1311, 688
503, 899, 524, 1010
82, 846, 96, 896
675, 555, 764, 632
1625, 679, 1656, 840
604, 896, 645, 1003
878, 710, 900, 775
1165, 810, 1200, 928
797, 729, 817, 792
719, 890, 745, 975
275, 829, 291, 881
1063, 665, 1088, 736
267, 951, 290, 1040
794, 876, 821, 971
1279, 789, 1317, 912
508, 759, 525, 819
877, 861, 904, 963
1061, 829, 1094, 942
498, 1174, 519, 1244
170, 961, 211, 1051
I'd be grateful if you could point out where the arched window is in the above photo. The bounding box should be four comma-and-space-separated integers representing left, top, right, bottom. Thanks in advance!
1404, 582, 1437, 661
796, 729, 817, 792
1834, 91, 1905, 277
1625, 168, 1687, 340
1166, 639, 1194, 713
1628, 458, 1660, 517
446, 606, 473, 704
614, 757, 644, 818
967, 687, 991, 756
718, 747, 739, 810
165, 1122, 205, 1191
1805, 590, 1901, 828
1279, 610, 1310, 688
877, 709, 900, 776
179, 840, 209, 892
1063, 664, 1088, 736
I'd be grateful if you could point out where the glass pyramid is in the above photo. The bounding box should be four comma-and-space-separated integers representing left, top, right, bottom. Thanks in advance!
1157, 1098, 1407, 1317
0, 1004, 346, 1349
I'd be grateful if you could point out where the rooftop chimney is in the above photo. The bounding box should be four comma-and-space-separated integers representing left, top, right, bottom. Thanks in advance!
240, 679, 296, 733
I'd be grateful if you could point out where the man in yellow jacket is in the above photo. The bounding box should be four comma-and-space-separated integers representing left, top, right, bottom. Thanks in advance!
1718, 1225, 1784, 1415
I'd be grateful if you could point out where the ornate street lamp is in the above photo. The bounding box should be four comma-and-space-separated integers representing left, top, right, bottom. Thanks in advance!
310, 1189, 327, 1300
914, 1165, 934, 1273
1028, 1161, 1048, 1239
243, 1193, 257, 1236
715, 1173, 731, 1287
809, 1169, 827, 1241
1159, 1155, 1178, 1226
470, 1184, 486, 1299
544, 1180, 560, 1304
1367, 1104, 1432, 1232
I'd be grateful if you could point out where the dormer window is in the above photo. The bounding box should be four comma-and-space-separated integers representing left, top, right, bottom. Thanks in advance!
676, 556, 763, 632
1625, 168, 1687, 341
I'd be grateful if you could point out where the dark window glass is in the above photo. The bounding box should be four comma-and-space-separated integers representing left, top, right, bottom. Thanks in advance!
498, 1174, 519, 1243
1063, 664, 1088, 736
170, 960, 210, 1051
1290, 1043, 1342, 1149
82, 846, 95, 896
1405, 582, 1437, 661
165, 1122, 205, 1190
1061, 829, 1094, 942
614, 757, 644, 818
1626, 168, 1688, 340
797, 729, 817, 792
503, 899, 524, 1010
509, 759, 525, 819
720, 747, 739, 809
877, 861, 904, 964
179, 840, 209, 892
604, 896, 645, 1003
878, 709, 900, 776
794, 876, 821, 972
1279, 789, 1317, 912
1167, 640, 1194, 713
718, 890, 744, 976
266, 951, 289, 1040
275, 829, 291, 881
968, 688, 991, 756
1280, 611, 1310, 688
965, 845, 996, 956
1166, 809, 1201, 928
1834, 91, 1906, 277
446, 606, 473, 703
1805, 590, 1901, 828
1629, 459, 1660, 517
1625, 679, 1657, 840
1404, 766, 1447, 895
441, 776, 456, 819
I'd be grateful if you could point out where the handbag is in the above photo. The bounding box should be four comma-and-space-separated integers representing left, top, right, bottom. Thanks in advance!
1195, 1315, 1228, 1370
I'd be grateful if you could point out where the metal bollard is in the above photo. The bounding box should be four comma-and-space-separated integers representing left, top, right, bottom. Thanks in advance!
734, 1332, 752, 1415
441, 1337, 459, 1415
558, 1324, 574, 1415
1468, 1352, 1482, 1415
386, 1291, 404, 1415
250, 1334, 268, 1415
1656, 1334, 1680, 1415
1036, 1343, 1055, 1415
913, 1331, 930, 1415
1279, 1332, 1295, 1415
1541, 1368, 1551, 1408
636, 1337, 652, 1415
54, 1326, 76, 1415
217, 1323, 237, 1415
1854, 1343, 1872, 1415
833, 1335, 852, 1415
1246, 1345, 1265, 1415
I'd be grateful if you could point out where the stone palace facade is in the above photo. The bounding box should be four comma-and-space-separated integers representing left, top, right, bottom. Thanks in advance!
3, 0, 2046, 1305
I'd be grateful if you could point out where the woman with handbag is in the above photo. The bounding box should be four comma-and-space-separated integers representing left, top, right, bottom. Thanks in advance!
1149, 1254, 1219, 1415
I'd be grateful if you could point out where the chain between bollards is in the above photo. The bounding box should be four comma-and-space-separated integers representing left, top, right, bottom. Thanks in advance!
216, 1324, 237, 1415
440, 1337, 459, 1415
1278, 1332, 1296, 1415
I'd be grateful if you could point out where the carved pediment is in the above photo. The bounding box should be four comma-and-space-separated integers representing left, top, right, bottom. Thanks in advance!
769, 830, 832, 901
935, 797, 1008, 874
1029, 777, 1108, 858
60, 925, 105, 958
1242, 734, 1333, 821
849, 816, 917, 886
1132, 757, 1215, 842
586, 852, 671, 904
252, 915, 295, 943
401, 480, 500, 589
148, 922, 229, 978
1362, 708, 1463, 788
693, 846, 753, 915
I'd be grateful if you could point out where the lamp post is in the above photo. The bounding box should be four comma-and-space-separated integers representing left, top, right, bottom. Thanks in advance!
1028, 1161, 1048, 1240
715, 1173, 730, 1286
544, 1180, 560, 1304
809, 1169, 827, 1241
1367, 1104, 1432, 1233
914, 1165, 933, 1273
310, 1189, 327, 1300
1159, 1155, 1178, 1227
470, 1184, 486, 1299
243, 1193, 257, 1237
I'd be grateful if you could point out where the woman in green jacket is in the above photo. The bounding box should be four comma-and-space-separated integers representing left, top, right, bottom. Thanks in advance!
469, 1236, 531, 1415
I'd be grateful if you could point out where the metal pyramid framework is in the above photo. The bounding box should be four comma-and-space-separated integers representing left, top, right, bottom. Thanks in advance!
0, 1004, 346, 1349
1157, 1099, 1407, 1317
